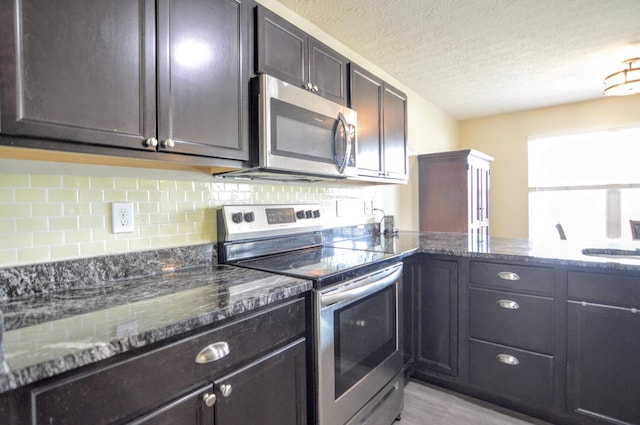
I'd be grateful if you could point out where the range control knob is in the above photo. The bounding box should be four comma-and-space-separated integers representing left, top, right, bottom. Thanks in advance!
313, 210, 321, 218
305, 210, 313, 219
243, 212, 255, 223
296, 210, 306, 219
231, 212, 243, 223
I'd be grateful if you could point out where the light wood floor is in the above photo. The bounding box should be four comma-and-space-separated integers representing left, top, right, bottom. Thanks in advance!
401, 381, 553, 425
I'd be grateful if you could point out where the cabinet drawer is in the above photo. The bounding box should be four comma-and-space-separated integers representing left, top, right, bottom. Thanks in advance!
469, 339, 554, 408
469, 288, 554, 354
469, 262, 554, 296
568, 270, 640, 308
31, 298, 306, 425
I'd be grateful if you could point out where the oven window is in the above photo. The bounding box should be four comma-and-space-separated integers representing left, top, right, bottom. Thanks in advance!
334, 285, 396, 398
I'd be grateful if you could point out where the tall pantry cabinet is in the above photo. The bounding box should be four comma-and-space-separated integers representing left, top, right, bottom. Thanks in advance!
418, 150, 494, 242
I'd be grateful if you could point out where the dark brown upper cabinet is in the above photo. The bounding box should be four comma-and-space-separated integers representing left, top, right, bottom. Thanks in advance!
349, 64, 408, 182
156, 0, 248, 160
255, 6, 348, 105
0, 0, 249, 163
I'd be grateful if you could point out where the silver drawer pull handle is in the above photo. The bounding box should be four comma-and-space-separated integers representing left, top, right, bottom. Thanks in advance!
498, 271, 520, 281
497, 354, 519, 365
195, 342, 230, 364
497, 299, 520, 309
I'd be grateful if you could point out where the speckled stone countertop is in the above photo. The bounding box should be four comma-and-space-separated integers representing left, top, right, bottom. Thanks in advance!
334, 230, 640, 271
2, 230, 640, 395
0, 246, 311, 394
388, 231, 640, 271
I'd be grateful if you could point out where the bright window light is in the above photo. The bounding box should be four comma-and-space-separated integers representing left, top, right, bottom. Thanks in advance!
528, 127, 640, 243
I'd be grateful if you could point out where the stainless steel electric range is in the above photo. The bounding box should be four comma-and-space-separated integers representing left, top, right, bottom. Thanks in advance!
217, 204, 404, 425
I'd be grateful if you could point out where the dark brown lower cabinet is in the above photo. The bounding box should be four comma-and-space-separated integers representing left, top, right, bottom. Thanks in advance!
213, 339, 306, 425
406, 257, 640, 425
405, 255, 458, 378
567, 301, 640, 425
132, 339, 306, 425
0, 298, 308, 425
469, 339, 554, 408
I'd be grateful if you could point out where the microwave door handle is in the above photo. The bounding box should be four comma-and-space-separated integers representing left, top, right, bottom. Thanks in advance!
336, 112, 350, 174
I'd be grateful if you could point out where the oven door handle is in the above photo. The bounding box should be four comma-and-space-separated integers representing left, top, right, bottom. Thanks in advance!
320, 265, 402, 307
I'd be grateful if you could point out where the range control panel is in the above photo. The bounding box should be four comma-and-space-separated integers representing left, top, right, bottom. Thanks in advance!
219, 204, 323, 241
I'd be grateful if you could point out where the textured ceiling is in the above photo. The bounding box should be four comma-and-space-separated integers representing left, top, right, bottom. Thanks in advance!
276, 0, 640, 120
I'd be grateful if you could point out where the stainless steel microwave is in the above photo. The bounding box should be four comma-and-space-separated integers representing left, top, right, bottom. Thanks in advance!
222, 74, 358, 181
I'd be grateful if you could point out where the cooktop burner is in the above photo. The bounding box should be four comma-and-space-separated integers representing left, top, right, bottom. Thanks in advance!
236, 246, 401, 288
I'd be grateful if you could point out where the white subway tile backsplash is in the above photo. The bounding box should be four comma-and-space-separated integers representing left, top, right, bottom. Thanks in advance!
0, 160, 381, 267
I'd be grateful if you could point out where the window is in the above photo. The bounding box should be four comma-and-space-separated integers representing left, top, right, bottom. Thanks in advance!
528, 127, 640, 243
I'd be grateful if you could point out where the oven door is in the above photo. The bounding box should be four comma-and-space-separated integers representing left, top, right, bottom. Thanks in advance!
258, 74, 357, 178
316, 263, 403, 425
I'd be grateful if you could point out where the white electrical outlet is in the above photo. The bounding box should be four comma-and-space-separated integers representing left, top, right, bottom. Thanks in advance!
112, 202, 134, 233
364, 201, 373, 215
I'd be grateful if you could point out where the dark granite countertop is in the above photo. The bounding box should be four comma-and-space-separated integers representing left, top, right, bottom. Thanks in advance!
389, 231, 640, 271
2, 230, 640, 395
334, 230, 640, 271
0, 263, 311, 394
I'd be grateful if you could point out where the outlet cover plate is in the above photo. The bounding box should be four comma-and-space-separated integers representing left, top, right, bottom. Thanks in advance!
112, 202, 134, 233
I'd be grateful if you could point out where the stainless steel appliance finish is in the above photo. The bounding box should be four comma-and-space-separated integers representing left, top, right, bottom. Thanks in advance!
317, 263, 403, 425
216, 74, 357, 181
217, 204, 404, 425
217, 204, 323, 242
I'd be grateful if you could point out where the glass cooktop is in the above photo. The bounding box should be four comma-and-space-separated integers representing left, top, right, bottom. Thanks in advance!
236, 246, 401, 288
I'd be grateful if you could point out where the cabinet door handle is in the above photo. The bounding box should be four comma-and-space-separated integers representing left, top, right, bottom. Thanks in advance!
195, 341, 230, 364
497, 299, 520, 310
202, 392, 217, 407
497, 354, 519, 365
144, 137, 158, 148
220, 384, 233, 397
497, 271, 520, 281
161, 138, 175, 149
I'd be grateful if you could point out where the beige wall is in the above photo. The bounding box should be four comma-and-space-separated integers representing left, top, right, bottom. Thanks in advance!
459, 95, 640, 238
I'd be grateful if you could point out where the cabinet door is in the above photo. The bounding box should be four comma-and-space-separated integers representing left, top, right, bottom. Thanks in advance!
349, 64, 383, 178
381, 84, 408, 180
567, 301, 640, 425
214, 339, 307, 425
129, 384, 214, 425
413, 258, 458, 376
256, 6, 307, 88
0, 0, 156, 150
157, 0, 248, 160
308, 38, 347, 105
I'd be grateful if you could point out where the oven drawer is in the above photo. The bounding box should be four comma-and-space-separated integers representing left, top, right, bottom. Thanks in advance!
469, 288, 554, 354
469, 339, 554, 408
469, 261, 554, 296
